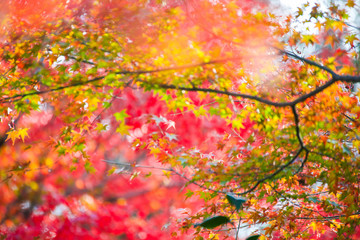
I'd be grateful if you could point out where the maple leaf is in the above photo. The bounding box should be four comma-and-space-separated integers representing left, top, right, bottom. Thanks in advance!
165, 120, 176, 130
346, 0, 355, 7
152, 115, 166, 125
116, 122, 131, 135
345, 34, 359, 48
325, 34, 339, 48
18, 128, 29, 141
95, 123, 108, 132
114, 110, 130, 121
6, 130, 19, 145
301, 35, 319, 46
6, 128, 29, 145
165, 132, 178, 141
194, 216, 231, 229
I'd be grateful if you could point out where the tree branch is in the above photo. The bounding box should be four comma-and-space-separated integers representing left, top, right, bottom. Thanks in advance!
0, 57, 241, 103
2, 49, 360, 107
238, 147, 303, 195
292, 106, 304, 148
275, 47, 337, 76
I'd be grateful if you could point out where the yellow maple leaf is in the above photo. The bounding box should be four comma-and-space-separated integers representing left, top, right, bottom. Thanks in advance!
6, 128, 29, 145
310, 221, 318, 231
18, 128, 29, 141
325, 35, 339, 48
301, 35, 319, 46
315, 21, 322, 31
6, 130, 19, 145
345, 34, 359, 48
333, 21, 345, 31
162, 170, 172, 178
346, 0, 355, 7
116, 122, 131, 135
149, 147, 161, 155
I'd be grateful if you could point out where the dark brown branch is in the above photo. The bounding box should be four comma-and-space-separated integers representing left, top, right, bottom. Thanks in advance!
68, 56, 95, 65
328, 15, 360, 31
278, 48, 360, 85
237, 105, 309, 195
275, 47, 337, 76
238, 147, 303, 195
153, 83, 287, 107
290, 78, 337, 105
0, 58, 241, 104
291, 105, 309, 174
296, 211, 360, 220
0, 75, 107, 103
342, 113, 358, 122
152, 77, 336, 107
292, 106, 304, 148
295, 150, 309, 175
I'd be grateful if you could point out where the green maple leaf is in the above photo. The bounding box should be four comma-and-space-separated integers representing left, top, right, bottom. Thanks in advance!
246, 235, 261, 240
226, 194, 246, 211
194, 216, 230, 229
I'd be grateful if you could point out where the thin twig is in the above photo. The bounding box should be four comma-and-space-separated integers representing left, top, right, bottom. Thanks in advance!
274, 47, 337, 77
238, 148, 303, 195
102, 160, 228, 194
292, 106, 304, 148
235, 215, 241, 240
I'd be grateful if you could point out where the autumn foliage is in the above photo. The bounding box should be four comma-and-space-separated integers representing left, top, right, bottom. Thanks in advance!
1, 0, 360, 239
